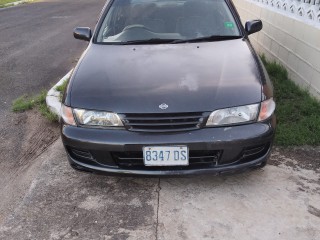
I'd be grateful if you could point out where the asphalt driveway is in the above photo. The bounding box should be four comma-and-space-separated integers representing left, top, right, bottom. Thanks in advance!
0, 0, 106, 224
0, 139, 319, 240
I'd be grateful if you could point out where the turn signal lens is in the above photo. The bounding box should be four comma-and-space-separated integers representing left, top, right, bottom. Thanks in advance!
61, 105, 76, 126
258, 98, 276, 121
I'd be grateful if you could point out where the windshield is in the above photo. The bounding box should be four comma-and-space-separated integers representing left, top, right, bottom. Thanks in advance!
96, 0, 241, 44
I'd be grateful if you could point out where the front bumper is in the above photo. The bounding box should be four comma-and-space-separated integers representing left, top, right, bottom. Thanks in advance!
61, 117, 275, 176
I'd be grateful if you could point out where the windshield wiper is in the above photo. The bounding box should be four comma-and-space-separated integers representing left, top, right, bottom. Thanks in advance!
172, 35, 242, 44
120, 38, 181, 45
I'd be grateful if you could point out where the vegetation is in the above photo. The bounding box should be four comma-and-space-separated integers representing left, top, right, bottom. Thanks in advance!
0, 0, 31, 7
55, 80, 68, 93
12, 91, 58, 122
55, 79, 68, 101
12, 78, 68, 122
0, 0, 18, 6
261, 55, 320, 146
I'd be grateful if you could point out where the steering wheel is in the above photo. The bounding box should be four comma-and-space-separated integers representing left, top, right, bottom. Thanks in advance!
122, 24, 152, 32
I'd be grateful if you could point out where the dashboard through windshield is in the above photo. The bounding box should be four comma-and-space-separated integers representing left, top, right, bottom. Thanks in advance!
96, 0, 241, 44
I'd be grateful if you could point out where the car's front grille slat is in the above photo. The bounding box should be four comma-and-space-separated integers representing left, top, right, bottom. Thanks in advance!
114, 157, 142, 160
125, 115, 204, 121
191, 156, 216, 159
127, 121, 200, 126
122, 112, 208, 132
126, 126, 201, 133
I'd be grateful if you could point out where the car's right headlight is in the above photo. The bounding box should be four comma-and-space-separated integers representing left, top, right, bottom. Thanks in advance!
206, 103, 259, 126
206, 98, 275, 127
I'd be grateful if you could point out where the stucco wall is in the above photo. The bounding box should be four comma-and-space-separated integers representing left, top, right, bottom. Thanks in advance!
233, 0, 320, 100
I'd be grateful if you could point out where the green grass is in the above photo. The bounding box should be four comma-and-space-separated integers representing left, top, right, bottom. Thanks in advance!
0, 0, 18, 5
55, 79, 68, 101
12, 91, 58, 122
55, 79, 69, 102
12, 77, 69, 122
261, 55, 320, 146
0, 0, 34, 8
55, 80, 68, 93
12, 95, 34, 112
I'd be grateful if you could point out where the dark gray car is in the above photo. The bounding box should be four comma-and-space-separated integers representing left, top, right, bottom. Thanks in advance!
61, 0, 276, 176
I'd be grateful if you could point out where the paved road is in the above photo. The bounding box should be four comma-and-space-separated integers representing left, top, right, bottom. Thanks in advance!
0, 0, 106, 223
0, 139, 319, 239
0, 0, 106, 111
0, 0, 106, 154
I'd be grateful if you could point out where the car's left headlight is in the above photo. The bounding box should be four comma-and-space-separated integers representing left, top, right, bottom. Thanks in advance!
206, 98, 275, 127
73, 109, 124, 127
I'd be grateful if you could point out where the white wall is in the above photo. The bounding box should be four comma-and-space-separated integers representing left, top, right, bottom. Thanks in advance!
233, 0, 320, 100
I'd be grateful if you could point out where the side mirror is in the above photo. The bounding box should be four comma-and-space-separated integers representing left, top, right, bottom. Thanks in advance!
74, 27, 92, 41
245, 20, 263, 35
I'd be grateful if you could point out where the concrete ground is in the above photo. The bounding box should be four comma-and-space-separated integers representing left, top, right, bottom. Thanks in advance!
0, 1, 320, 239
0, 139, 319, 240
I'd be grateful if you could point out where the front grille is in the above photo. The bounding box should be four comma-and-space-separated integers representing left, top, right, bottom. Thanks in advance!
112, 150, 222, 170
121, 112, 208, 132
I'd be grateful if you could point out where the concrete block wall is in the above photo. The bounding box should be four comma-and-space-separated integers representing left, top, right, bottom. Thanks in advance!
233, 0, 320, 100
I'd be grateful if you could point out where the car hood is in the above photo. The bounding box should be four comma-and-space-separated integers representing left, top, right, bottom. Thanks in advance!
69, 39, 262, 113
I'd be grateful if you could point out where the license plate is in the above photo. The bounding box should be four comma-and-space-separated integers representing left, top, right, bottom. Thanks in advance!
143, 146, 189, 166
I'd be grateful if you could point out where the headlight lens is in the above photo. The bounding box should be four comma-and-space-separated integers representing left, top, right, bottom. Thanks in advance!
73, 109, 123, 127
206, 103, 259, 126
206, 98, 276, 126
